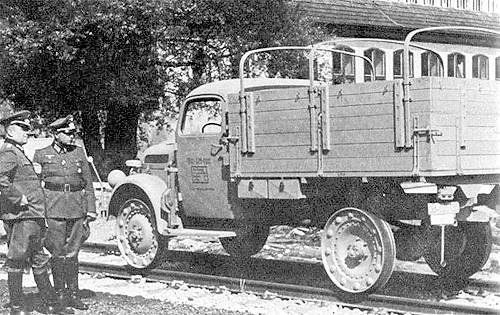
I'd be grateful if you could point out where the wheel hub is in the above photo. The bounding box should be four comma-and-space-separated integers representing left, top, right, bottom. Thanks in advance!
129, 226, 143, 244
345, 237, 369, 268
125, 210, 154, 255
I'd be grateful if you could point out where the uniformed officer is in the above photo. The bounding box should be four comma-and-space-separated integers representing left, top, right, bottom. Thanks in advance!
0, 110, 68, 315
33, 115, 96, 311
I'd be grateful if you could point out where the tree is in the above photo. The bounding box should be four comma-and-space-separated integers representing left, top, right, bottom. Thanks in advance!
0, 0, 327, 176
0, 0, 166, 174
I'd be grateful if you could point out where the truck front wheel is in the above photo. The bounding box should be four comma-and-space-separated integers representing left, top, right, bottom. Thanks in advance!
220, 224, 269, 257
116, 198, 167, 270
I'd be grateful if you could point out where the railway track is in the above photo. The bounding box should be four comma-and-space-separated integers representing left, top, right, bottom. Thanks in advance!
81, 242, 500, 292
76, 259, 497, 315
78, 242, 499, 315
0, 241, 497, 314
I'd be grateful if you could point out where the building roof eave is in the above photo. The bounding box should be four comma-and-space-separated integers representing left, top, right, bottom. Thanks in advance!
297, 0, 500, 33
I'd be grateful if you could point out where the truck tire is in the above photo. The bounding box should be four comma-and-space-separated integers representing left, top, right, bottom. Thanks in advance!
424, 221, 492, 280
220, 224, 269, 257
116, 198, 167, 271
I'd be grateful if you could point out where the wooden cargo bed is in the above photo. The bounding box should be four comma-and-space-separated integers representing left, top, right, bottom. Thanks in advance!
227, 77, 500, 179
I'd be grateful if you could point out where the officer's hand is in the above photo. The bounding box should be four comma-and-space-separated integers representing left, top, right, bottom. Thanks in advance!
82, 218, 91, 241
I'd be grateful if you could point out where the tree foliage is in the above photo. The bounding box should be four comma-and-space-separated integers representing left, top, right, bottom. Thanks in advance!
0, 0, 328, 175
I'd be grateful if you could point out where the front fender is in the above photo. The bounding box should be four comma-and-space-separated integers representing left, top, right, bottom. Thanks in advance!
108, 173, 168, 232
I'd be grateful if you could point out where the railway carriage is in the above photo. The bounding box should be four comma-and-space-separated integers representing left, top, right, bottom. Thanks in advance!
107, 27, 500, 297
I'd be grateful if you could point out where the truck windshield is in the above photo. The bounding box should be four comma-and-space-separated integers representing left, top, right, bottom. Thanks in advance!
181, 98, 222, 135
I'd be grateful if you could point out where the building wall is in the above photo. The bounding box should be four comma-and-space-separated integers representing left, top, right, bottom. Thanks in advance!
331, 39, 500, 82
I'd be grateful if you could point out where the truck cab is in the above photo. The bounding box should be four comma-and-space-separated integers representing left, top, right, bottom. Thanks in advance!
107, 78, 313, 269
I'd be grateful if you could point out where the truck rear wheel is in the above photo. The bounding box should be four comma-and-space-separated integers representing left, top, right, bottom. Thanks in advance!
116, 198, 167, 270
321, 207, 396, 295
220, 224, 269, 257
423, 221, 492, 280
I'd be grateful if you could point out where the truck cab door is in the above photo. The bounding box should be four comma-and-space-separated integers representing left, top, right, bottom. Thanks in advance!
176, 96, 234, 221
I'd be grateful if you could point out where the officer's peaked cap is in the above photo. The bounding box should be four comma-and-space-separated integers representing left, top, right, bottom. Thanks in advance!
0, 110, 31, 128
49, 115, 77, 133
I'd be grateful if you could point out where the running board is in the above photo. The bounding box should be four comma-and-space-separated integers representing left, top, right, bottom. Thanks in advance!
161, 228, 237, 239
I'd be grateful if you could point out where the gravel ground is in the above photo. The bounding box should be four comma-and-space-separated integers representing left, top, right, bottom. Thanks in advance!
0, 280, 255, 315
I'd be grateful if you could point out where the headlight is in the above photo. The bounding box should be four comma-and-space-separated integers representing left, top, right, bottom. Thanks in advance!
107, 170, 126, 188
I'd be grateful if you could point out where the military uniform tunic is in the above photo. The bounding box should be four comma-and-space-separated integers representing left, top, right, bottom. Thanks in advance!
33, 142, 96, 258
0, 139, 50, 273
34, 142, 96, 218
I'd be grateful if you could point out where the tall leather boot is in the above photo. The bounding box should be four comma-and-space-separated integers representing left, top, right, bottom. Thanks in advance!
51, 258, 74, 314
33, 271, 72, 315
7, 272, 31, 315
65, 258, 88, 310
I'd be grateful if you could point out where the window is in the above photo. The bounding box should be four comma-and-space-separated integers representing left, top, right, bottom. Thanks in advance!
181, 98, 222, 135
457, 0, 467, 9
441, 0, 450, 6
496, 56, 500, 80
423, 0, 435, 5
472, 0, 481, 10
393, 50, 414, 78
492, 0, 500, 14
448, 53, 466, 78
144, 154, 169, 164
421, 52, 443, 76
364, 48, 386, 81
332, 46, 355, 83
472, 55, 489, 79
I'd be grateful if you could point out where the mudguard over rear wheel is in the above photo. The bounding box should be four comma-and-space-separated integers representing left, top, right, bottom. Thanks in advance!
116, 198, 167, 270
424, 221, 492, 280
321, 207, 396, 295
220, 224, 269, 257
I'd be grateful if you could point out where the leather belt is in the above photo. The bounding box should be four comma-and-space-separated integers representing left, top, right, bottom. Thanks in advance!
44, 182, 84, 192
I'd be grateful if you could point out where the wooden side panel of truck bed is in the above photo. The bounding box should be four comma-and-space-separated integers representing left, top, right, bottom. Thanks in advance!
418, 77, 500, 175
227, 77, 500, 178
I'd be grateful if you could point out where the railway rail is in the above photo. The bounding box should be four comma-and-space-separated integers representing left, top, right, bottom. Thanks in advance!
81, 242, 500, 314
81, 242, 500, 292
0, 240, 497, 314
77, 259, 498, 315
